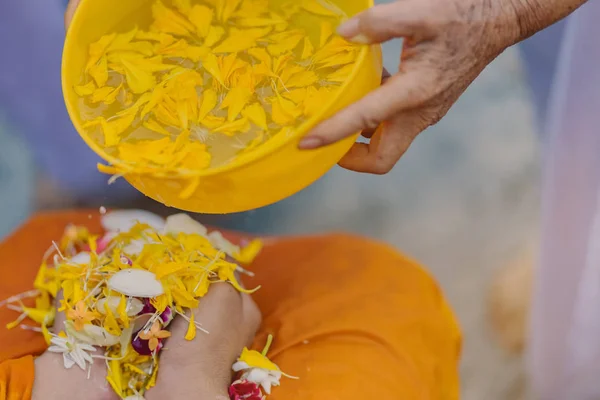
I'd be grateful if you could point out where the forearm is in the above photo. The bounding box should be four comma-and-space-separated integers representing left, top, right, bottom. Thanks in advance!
509, 0, 588, 42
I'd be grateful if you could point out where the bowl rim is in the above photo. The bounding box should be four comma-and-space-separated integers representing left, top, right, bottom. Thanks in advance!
62, 0, 375, 178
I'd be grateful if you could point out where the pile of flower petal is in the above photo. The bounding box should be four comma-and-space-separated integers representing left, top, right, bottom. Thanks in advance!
2, 210, 271, 399
231, 334, 297, 398
76, 0, 360, 180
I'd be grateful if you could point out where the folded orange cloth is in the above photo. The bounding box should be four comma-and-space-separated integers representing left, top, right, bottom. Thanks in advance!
0, 356, 34, 400
0, 211, 461, 400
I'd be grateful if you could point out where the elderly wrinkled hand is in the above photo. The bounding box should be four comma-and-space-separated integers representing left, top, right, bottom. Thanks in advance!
299, 0, 586, 174
33, 283, 260, 399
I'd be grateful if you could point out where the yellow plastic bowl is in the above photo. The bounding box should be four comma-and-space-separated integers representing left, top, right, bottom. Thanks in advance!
62, 0, 382, 214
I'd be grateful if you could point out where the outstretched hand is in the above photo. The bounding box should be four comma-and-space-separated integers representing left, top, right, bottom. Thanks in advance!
300, 0, 586, 174
299, 0, 524, 174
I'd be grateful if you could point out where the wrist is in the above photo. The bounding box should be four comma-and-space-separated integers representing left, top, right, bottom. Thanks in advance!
146, 363, 232, 400
147, 386, 228, 400
505, 0, 587, 43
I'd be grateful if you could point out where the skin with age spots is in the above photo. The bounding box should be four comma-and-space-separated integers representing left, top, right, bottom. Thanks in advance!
300, 0, 588, 175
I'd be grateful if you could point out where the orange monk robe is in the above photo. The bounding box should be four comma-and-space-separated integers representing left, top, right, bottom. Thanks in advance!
0, 211, 461, 400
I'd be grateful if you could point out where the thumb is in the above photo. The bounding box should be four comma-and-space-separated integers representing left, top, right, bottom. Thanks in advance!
337, 2, 433, 44
65, 0, 82, 31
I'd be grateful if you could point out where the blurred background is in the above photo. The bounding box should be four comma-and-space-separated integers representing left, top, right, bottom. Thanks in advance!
0, 1, 567, 399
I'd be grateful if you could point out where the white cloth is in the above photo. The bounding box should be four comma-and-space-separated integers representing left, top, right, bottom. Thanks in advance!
530, 2, 600, 398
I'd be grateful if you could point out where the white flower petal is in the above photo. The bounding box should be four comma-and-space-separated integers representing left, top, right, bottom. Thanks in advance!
246, 368, 269, 383
261, 380, 272, 394
232, 361, 250, 372
96, 296, 143, 317
101, 210, 165, 233
108, 269, 164, 298
49, 336, 68, 347
164, 214, 208, 236
63, 354, 76, 369
47, 345, 67, 353
79, 343, 98, 353
69, 252, 91, 265
65, 321, 119, 347
72, 350, 87, 370
123, 239, 147, 256
270, 370, 282, 380
120, 325, 135, 358
207, 231, 240, 256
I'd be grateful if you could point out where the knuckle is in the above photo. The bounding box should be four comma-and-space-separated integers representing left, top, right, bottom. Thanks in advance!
422, 106, 448, 127
358, 112, 381, 132
371, 157, 395, 175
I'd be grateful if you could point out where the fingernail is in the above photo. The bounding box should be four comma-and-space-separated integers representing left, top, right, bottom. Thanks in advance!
347, 33, 371, 44
299, 136, 323, 149
337, 17, 360, 38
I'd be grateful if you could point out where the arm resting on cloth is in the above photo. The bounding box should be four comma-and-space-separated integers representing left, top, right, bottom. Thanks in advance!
0, 212, 461, 400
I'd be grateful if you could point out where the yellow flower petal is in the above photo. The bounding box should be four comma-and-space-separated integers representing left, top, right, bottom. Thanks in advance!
104, 112, 137, 147
184, 312, 196, 341
41, 323, 52, 345
143, 118, 172, 136
200, 115, 226, 129
218, 264, 260, 294
172, 0, 191, 13
215, 0, 243, 23
202, 53, 224, 87
88, 56, 109, 87
97, 163, 120, 176
271, 95, 302, 126
327, 63, 355, 83
111, 27, 139, 46
121, 58, 156, 94
301, 0, 343, 17
242, 103, 267, 129
87, 33, 117, 71
198, 89, 218, 121
320, 21, 335, 47
301, 37, 315, 59
213, 117, 251, 136
151, 294, 170, 313
281, 69, 319, 89
267, 29, 305, 56
178, 146, 211, 170
213, 27, 271, 54
23, 306, 56, 325
204, 25, 226, 48
117, 294, 130, 328
220, 87, 252, 122
91, 84, 122, 105
233, 239, 263, 264
171, 287, 199, 309
317, 49, 357, 68
103, 300, 122, 336
189, 5, 214, 38
74, 81, 96, 96
180, 176, 200, 199
151, 0, 195, 37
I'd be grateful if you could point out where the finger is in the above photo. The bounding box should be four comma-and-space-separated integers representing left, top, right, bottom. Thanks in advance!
168, 282, 259, 349
361, 68, 392, 139
381, 67, 392, 82
64, 0, 82, 31
300, 65, 435, 149
159, 283, 257, 390
337, 2, 433, 44
339, 110, 430, 174
52, 292, 66, 333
